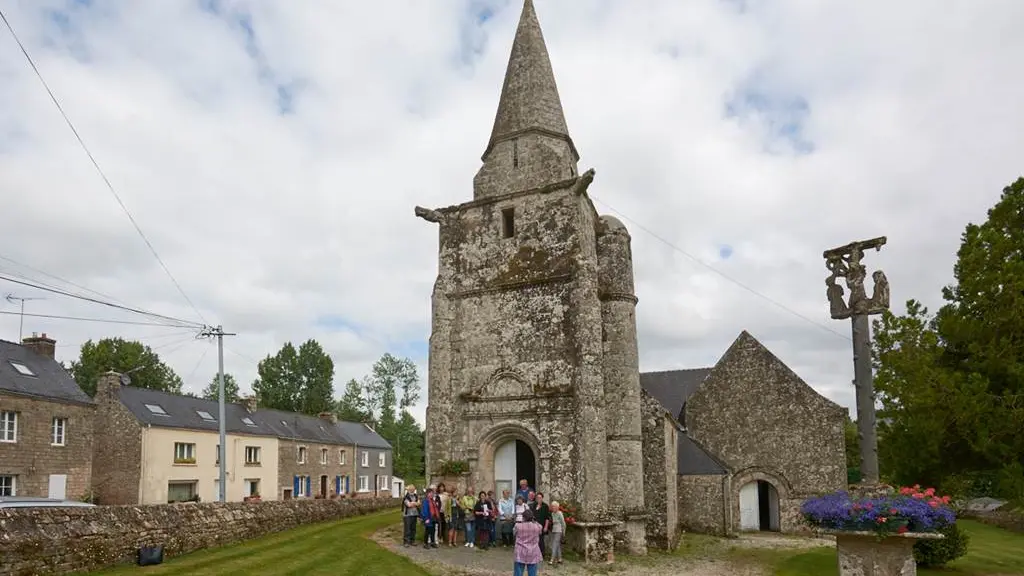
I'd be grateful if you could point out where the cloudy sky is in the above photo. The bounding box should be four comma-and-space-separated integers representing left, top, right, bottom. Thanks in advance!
1, 0, 1021, 425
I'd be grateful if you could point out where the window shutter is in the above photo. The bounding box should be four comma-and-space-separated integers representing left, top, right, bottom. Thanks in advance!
335, 475, 341, 494
293, 475, 300, 495
305, 476, 311, 496
345, 476, 350, 493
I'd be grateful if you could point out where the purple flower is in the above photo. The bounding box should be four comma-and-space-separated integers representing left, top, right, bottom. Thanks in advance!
801, 490, 955, 535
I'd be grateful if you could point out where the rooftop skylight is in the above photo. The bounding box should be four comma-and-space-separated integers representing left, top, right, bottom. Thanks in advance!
145, 404, 168, 415
241, 417, 257, 427
197, 410, 215, 421
9, 361, 34, 376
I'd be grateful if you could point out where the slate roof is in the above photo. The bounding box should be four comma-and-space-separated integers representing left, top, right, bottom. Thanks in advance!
115, 386, 391, 449
677, 433, 728, 476
0, 340, 92, 406
639, 368, 712, 421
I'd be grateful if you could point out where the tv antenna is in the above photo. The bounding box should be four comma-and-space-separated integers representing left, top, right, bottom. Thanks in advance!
5, 294, 46, 341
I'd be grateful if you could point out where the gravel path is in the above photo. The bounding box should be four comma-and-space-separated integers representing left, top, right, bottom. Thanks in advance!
371, 524, 830, 576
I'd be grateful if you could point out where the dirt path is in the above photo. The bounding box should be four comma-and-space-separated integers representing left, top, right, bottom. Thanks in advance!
371, 524, 827, 576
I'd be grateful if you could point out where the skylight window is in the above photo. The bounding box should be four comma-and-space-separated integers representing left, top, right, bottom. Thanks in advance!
145, 404, 168, 415
281, 420, 288, 426
197, 411, 215, 421
9, 361, 34, 376
241, 417, 257, 427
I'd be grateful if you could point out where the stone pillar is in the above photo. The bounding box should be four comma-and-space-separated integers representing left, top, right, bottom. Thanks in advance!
425, 278, 454, 478
597, 215, 647, 554
834, 532, 943, 576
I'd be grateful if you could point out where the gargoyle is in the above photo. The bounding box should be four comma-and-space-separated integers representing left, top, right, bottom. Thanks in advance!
414, 206, 445, 224
571, 168, 596, 196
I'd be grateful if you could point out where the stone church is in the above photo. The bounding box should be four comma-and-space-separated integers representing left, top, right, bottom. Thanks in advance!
416, 0, 846, 558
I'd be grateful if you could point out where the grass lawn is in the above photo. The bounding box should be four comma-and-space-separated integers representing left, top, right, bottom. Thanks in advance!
769, 520, 1024, 576
87, 511, 430, 576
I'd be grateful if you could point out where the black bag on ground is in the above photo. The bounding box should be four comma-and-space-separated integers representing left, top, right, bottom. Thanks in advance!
138, 545, 164, 566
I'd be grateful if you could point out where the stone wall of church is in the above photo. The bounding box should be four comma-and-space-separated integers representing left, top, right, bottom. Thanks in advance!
684, 332, 847, 533
640, 390, 678, 549
677, 474, 728, 536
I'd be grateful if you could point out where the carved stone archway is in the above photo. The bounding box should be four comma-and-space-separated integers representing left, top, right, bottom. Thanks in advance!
474, 422, 544, 495
730, 467, 791, 533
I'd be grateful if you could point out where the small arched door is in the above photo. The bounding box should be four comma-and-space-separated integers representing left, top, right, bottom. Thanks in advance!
493, 439, 537, 495
739, 480, 780, 531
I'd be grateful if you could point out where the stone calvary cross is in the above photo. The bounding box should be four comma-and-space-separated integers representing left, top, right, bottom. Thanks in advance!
823, 236, 890, 486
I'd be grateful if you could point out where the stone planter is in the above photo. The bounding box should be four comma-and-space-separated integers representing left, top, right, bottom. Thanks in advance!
821, 530, 944, 576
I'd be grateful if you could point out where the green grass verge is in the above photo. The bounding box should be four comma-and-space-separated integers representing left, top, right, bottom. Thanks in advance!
86, 511, 430, 576
770, 520, 1024, 576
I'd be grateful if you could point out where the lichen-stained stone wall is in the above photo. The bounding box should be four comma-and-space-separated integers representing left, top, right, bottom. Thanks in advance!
640, 390, 678, 549
0, 497, 399, 576
677, 474, 728, 536
685, 331, 848, 533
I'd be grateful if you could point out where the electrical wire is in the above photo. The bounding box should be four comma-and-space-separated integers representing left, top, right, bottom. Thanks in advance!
0, 253, 127, 307
0, 8, 207, 326
589, 195, 851, 342
0, 273, 203, 329
0, 310, 199, 328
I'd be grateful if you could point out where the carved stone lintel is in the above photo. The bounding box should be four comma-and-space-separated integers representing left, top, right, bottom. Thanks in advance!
414, 206, 445, 224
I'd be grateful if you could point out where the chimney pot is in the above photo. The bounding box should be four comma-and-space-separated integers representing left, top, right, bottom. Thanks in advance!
243, 396, 258, 414
318, 412, 338, 424
21, 333, 56, 359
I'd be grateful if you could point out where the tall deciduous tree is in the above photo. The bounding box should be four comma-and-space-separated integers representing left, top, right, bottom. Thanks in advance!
336, 378, 369, 423
872, 177, 1024, 499
252, 339, 335, 415
70, 337, 183, 396
201, 373, 240, 403
357, 353, 424, 479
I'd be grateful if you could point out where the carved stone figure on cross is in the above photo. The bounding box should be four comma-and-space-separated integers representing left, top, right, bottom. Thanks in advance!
823, 237, 890, 319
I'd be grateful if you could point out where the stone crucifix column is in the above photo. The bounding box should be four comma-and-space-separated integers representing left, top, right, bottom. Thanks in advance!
823, 236, 890, 486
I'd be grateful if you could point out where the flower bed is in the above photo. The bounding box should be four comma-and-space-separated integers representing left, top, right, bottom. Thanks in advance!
801, 485, 956, 537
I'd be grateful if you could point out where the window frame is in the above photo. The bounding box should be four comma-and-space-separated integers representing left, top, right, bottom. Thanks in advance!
297, 446, 308, 464
0, 474, 15, 496
0, 411, 17, 443
339, 449, 346, 465
357, 475, 369, 492
320, 448, 328, 465
51, 417, 67, 446
361, 450, 369, 467
245, 446, 261, 465
173, 442, 196, 464
378, 452, 386, 467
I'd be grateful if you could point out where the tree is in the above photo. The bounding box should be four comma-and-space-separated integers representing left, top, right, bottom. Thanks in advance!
252, 339, 335, 415
336, 378, 369, 423
356, 353, 425, 479
70, 337, 183, 397
871, 177, 1024, 498
201, 373, 240, 403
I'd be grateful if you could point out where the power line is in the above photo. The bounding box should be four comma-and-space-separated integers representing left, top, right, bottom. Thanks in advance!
0, 310, 201, 328
0, 273, 204, 329
589, 195, 850, 342
185, 344, 211, 384
0, 253, 128, 307
0, 8, 207, 326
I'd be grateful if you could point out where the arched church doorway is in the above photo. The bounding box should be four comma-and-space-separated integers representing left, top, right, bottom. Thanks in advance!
493, 439, 536, 496
738, 480, 780, 531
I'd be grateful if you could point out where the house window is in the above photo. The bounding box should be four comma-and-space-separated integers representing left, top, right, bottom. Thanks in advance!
51, 417, 67, 446
361, 451, 369, 467
339, 450, 346, 465
297, 475, 308, 497
9, 361, 34, 376
174, 442, 196, 464
196, 410, 215, 421
241, 417, 257, 427
145, 404, 168, 416
297, 446, 308, 464
0, 411, 16, 443
245, 446, 261, 465
379, 475, 389, 490
168, 481, 197, 503
0, 475, 15, 496
245, 479, 260, 497
320, 448, 328, 465
501, 207, 515, 238
358, 476, 369, 492
378, 452, 386, 467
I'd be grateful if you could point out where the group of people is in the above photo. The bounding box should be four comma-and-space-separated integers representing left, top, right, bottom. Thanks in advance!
402, 478, 565, 574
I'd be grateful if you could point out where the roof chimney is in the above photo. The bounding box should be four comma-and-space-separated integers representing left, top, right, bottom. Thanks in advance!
243, 395, 258, 414
94, 371, 123, 400
22, 332, 56, 359
319, 412, 338, 424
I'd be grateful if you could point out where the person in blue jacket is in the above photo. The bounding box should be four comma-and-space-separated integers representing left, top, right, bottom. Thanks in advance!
420, 485, 439, 548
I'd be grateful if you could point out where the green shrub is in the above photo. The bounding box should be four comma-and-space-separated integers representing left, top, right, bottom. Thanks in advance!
913, 522, 970, 567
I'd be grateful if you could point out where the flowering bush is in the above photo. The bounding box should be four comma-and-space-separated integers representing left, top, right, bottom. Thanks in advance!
801, 485, 956, 536
559, 502, 579, 525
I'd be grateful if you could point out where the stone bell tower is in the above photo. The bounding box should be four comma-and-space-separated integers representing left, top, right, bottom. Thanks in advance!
416, 0, 647, 557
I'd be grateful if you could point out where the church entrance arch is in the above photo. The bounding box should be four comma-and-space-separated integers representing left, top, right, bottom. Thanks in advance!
477, 423, 542, 495
738, 480, 780, 532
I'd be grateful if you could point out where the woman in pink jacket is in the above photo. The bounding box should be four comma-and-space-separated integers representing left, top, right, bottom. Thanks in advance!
512, 508, 543, 576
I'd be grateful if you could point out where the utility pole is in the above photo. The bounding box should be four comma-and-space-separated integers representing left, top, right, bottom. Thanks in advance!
5, 294, 44, 341
823, 237, 890, 486
201, 325, 236, 502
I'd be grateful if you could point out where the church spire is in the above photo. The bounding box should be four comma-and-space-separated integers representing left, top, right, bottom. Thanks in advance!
482, 0, 577, 161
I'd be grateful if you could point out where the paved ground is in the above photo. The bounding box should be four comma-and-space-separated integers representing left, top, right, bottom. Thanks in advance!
371, 524, 833, 576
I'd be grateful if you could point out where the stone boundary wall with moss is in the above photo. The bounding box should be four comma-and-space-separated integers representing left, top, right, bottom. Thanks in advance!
0, 497, 401, 576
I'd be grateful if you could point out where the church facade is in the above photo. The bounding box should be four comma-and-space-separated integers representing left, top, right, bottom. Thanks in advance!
417, 0, 846, 558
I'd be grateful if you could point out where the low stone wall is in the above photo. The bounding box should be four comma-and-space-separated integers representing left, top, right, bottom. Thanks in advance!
0, 497, 400, 576
964, 505, 1024, 533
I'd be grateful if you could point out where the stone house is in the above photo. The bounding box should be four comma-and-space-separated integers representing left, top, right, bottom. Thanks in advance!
92, 372, 392, 504
418, 0, 846, 556
0, 334, 94, 500
641, 331, 848, 536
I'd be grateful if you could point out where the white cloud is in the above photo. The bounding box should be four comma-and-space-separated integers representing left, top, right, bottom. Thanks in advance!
1, 0, 1022, 426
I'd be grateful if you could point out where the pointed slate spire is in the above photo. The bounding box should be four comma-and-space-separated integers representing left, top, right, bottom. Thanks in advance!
482, 0, 576, 160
